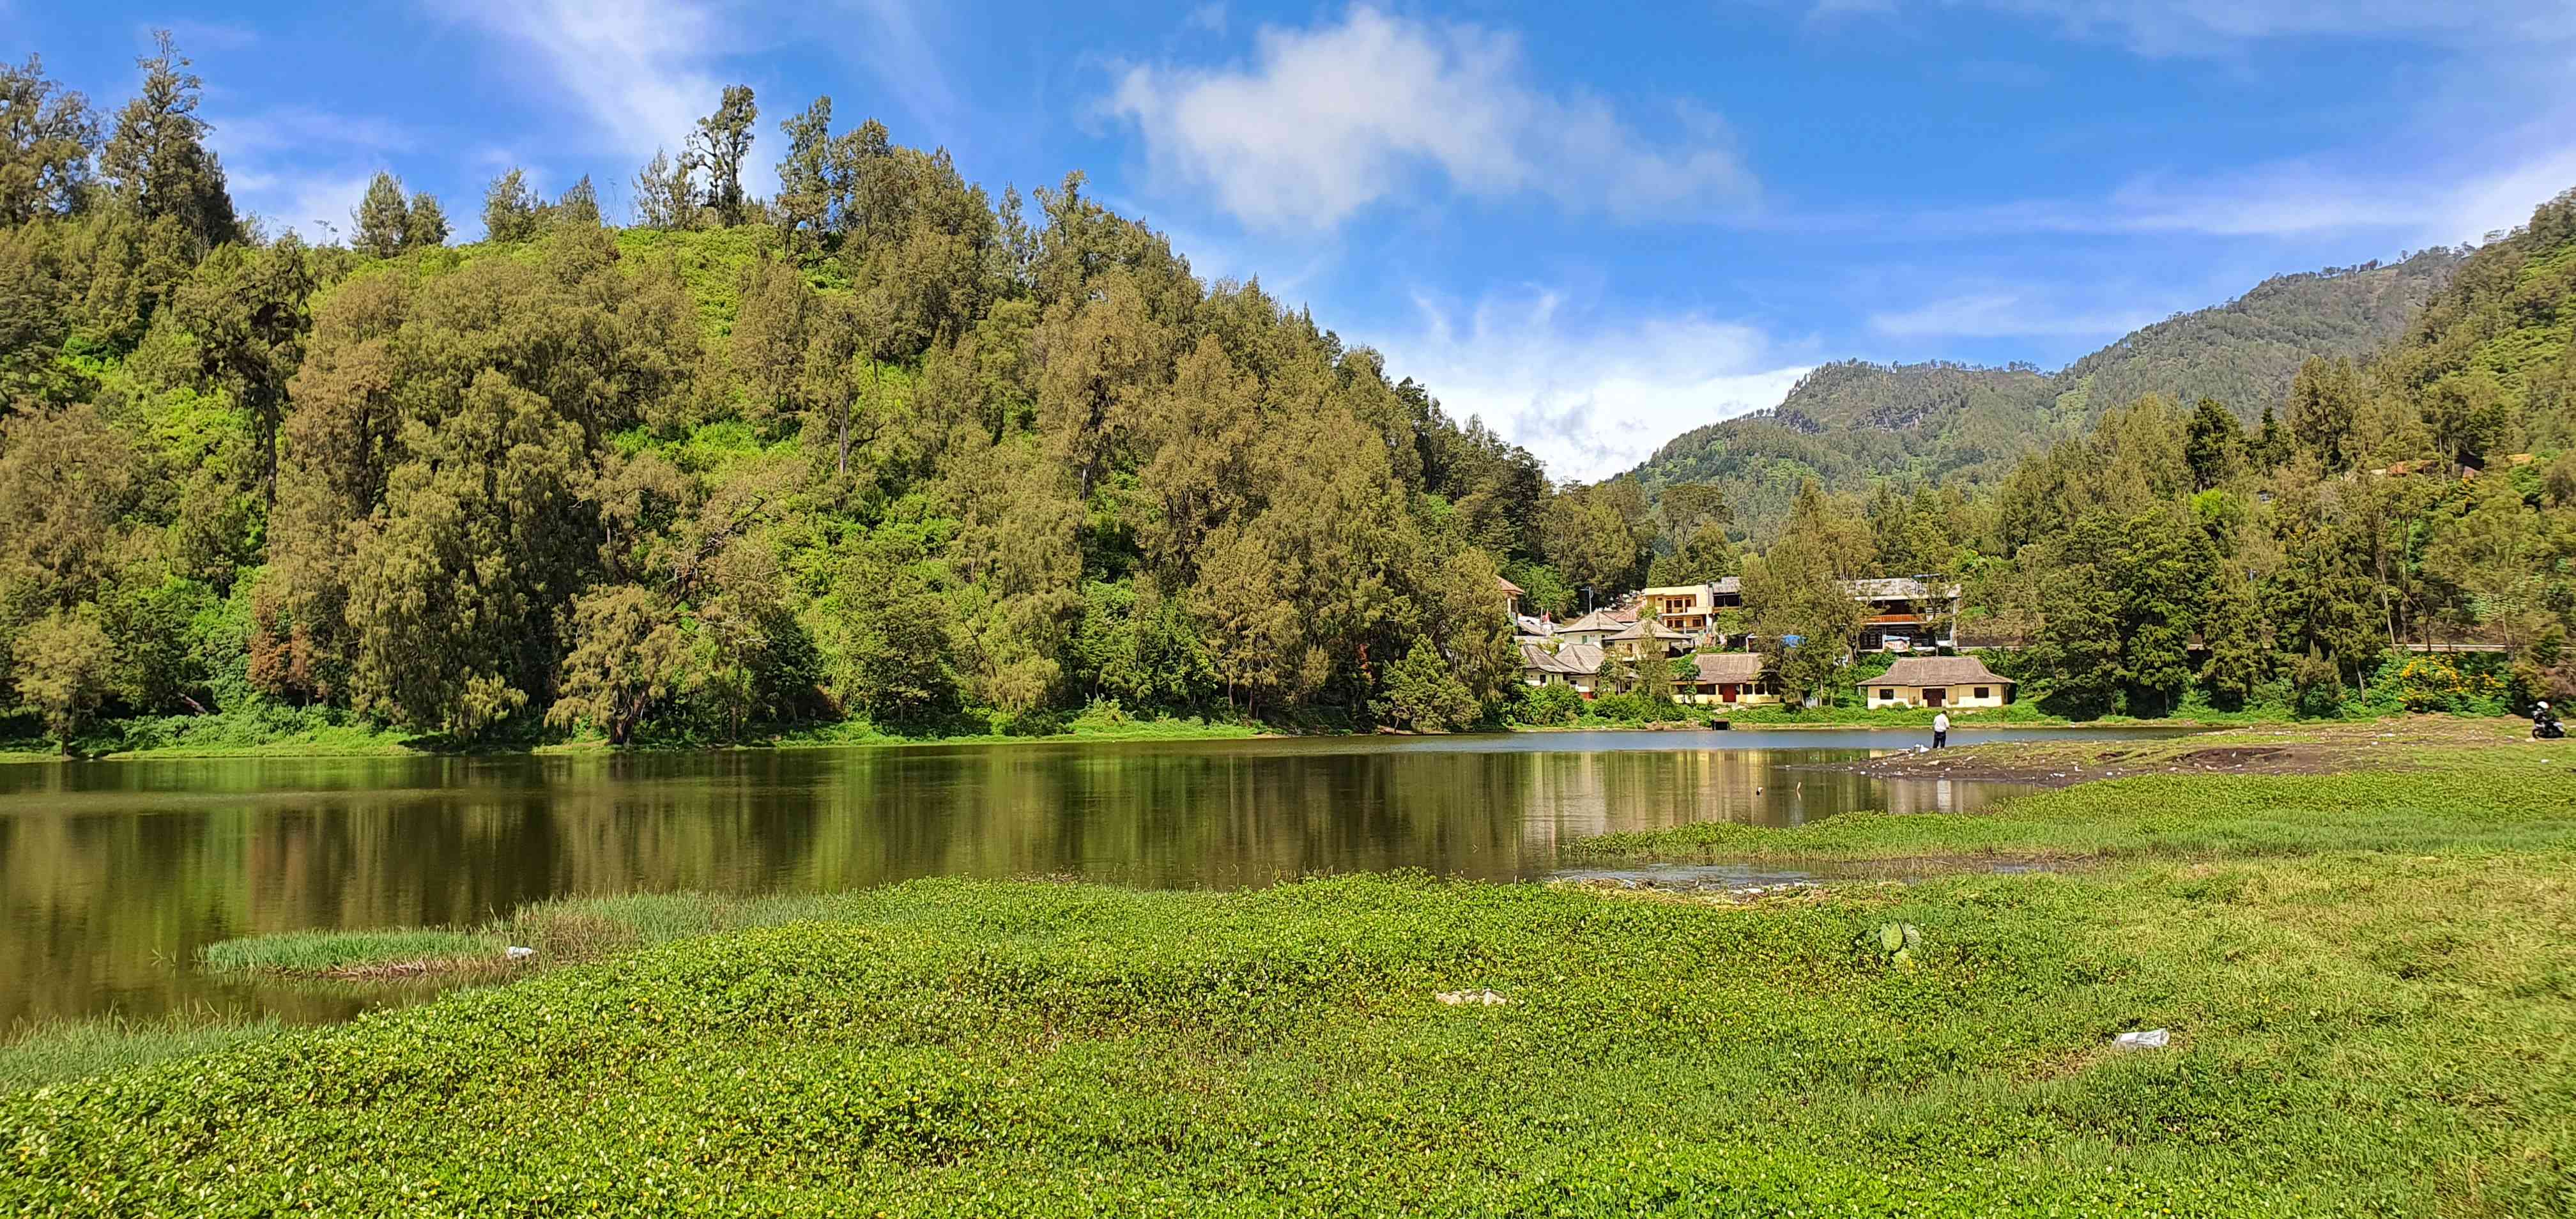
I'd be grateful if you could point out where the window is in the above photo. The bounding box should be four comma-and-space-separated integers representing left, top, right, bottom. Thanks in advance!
1974, 687, 1989, 699
1878, 689, 1894, 700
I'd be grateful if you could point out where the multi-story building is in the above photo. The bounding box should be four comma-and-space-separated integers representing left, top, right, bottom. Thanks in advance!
1843, 577, 1961, 652
1638, 579, 1745, 648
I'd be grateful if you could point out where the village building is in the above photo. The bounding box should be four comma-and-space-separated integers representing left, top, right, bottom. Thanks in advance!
1552, 609, 1627, 648
1679, 652, 1781, 707
1859, 656, 2013, 709
1519, 640, 1609, 696
1639, 578, 1744, 648
1843, 578, 1962, 652
1604, 617, 1693, 660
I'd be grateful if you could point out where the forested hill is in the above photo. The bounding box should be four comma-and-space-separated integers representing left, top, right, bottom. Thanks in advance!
1630, 249, 2465, 539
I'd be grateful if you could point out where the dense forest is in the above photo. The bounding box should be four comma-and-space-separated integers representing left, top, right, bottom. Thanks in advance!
1633, 250, 2467, 539
1, 38, 2571, 753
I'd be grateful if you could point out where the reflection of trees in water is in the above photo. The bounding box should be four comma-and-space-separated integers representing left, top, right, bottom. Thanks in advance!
0, 744, 2041, 1025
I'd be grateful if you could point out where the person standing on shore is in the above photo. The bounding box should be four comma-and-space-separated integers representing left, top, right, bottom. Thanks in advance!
1932, 710, 1949, 749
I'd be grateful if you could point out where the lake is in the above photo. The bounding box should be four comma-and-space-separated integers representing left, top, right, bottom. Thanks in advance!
0, 727, 2192, 1027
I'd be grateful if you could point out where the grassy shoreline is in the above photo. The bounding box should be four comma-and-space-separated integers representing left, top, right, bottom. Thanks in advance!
3, 706, 2375, 765
6, 718, 2570, 1215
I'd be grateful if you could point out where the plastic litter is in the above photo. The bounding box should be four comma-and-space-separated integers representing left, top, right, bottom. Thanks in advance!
1436, 988, 1508, 1006
2112, 1028, 2170, 1050
505, 946, 535, 961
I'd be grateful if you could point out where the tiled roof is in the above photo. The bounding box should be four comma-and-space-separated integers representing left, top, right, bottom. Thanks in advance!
1691, 652, 1767, 683
1607, 618, 1689, 642
1862, 656, 2012, 687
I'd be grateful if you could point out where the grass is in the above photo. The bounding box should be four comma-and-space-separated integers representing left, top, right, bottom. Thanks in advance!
7, 720, 2573, 1215
0, 1015, 287, 1092
197, 929, 510, 978
6, 859, 2573, 1216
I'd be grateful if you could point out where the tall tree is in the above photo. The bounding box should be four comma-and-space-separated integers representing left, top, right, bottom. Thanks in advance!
403, 190, 448, 249
631, 149, 693, 231
481, 169, 539, 242
350, 172, 411, 257
0, 54, 99, 224
2285, 356, 2363, 473
2183, 397, 2241, 491
689, 85, 758, 227
98, 31, 236, 251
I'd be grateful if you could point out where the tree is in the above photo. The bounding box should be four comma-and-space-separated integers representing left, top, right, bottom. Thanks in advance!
2421, 368, 2513, 470
2199, 564, 2268, 708
482, 169, 539, 242
2183, 397, 2240, 491
774, 96, 837, 249
98, 31, 236, 251
1646, 521, 1740, 587
631, 149, 693, 231
1372, 640, 1479, 732
0, 54, 99, 224
2249, 403, 2291, 471
12, 607, 112, 754
351, 172, 410, 257
403, 190, 448, 249
2285, 356, 2363, 473
548, 585, 694, 744
689, 85, 758, 226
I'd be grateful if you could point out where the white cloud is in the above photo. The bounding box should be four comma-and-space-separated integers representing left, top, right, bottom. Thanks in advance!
1103, 5, 1756, 231
1868, 291, 2163, 339
436, 0, 728, 171
1379, 291, 1812, 483
209, 107, 415, 158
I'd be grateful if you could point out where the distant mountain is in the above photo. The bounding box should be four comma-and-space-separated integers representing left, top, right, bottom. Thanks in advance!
1627, 248, 2467, 535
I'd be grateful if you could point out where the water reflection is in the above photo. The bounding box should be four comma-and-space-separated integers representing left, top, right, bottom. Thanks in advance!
0, 729, 2183, 1025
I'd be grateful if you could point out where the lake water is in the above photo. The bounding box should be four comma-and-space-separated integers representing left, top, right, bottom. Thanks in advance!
0, 728, 2191, 1027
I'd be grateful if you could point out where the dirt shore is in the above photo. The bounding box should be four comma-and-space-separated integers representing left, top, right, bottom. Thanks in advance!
1807, 716, 2542, 786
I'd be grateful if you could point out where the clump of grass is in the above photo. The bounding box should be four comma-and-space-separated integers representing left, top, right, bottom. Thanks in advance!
0, 1013, 288, 1092
198, 929, 508, 978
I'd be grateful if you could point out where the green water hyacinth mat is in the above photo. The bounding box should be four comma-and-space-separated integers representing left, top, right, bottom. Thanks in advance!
6, 856, 2573, 1217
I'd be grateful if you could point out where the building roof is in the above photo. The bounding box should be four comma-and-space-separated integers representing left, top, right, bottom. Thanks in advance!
1520, 641, 1606, 676
1514, 614, 1553, 638
1861, 656, 2014, 688
1495, 574, 1525, 597
1607, 618, 1690, 643
1690, 652, 1768, 683
1557, 610, 1624, 635
1843, 577, 1959, 601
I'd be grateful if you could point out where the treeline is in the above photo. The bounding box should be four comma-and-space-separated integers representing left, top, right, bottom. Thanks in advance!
0, 38, 1641, 750
1735, 192, 2576, 716
2, 38, 2569, 753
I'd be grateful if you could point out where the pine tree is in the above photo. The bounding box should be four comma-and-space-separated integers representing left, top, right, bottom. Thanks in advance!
0, 54, 100, 224
2198, 564, 2268, 708
350, 172, 410, 257
481, 169, 538, 242
403, 190, 448, 249
98, 31, 236, 251
2183, 397, 2241, 490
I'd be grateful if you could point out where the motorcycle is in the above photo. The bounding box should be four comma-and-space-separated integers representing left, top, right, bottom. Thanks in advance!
2538, 716, 2567, 740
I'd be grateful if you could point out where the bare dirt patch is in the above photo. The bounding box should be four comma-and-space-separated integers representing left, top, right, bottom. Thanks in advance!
1818, 717, 2534, 787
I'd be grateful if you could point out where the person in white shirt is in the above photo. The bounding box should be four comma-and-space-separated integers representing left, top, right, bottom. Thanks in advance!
1932, 710, 1949, 749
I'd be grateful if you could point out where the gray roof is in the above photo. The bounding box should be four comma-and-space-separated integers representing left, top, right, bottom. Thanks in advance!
1861, 656, 2012, 687
1842, 577, 1960, 602
1557, 610, 1625, 635
1607, 618, 1690, 642
1690, 652, 1768, 683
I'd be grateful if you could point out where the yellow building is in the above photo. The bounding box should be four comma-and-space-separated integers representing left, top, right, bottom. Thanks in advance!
1859, 656, 2014, 709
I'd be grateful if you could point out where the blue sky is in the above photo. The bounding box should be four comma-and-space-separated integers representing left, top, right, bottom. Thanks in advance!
14, 1, 2576, 480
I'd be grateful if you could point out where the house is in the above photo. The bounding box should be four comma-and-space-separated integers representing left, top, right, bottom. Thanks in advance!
1841, 578, 1962, 652
1554, 610, 1627, 648
1604, 616, 1694, 660
1520, 640, 1610, 696
1679, 652, 1781, 706
1495, 575, 1526, 620
1639, 579, 1744, 647
1859, 656, 2013, 709
1514, 612, 1554, 643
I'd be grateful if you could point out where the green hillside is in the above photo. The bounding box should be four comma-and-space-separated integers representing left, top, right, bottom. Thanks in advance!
1632, 249, 2464, 539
